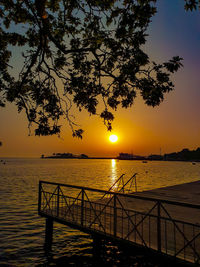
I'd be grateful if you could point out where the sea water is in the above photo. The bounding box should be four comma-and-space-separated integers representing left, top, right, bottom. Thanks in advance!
0, 158, 199, 266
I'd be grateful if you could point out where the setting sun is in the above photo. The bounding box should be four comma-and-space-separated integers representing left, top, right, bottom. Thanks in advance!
109, 134, 118, 143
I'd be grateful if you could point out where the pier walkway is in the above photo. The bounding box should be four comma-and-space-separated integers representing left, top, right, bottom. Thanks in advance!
38, 181, 200, 265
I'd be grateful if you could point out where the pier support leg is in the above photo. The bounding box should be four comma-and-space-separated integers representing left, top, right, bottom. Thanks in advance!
92, 235, 103, 262
44, 218, 53, 251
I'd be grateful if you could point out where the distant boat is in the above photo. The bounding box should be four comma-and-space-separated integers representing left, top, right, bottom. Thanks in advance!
192, 162, 196, 165
142, 160, 147, 163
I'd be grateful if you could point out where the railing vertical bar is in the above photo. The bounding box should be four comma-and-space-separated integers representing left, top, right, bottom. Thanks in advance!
183, 224, 185, 260
157, 201, 161, 252
74, 197, 75, 220
110, 206, 112, 235
52, 192, 54, 213
94, 203, 96, 230
60, 194, 62, 216
38, 181, 42, 213
104, 204, 106, 232
74, 197, 76, 221
135, 176, 137, 192
174, 223, 176, 256
114, 194, 117, 237
69, 198, 71, 218
142, 214, 144, 245
48, 192, 50, 212
81, 189, 84, 226
121, 209, 123, 238
52, 192, 53, 213
128, 210, 130, 241
76, 194, 77, 221
61, 195, 63, 216
47, 192, 49, 212
61, 196, 65, 216
97, 203, 99, 230
77, 196, 79, 221
57, 185, 60, 217
89, 200, 91, 226
73, 197, 75, 220
135, 214, 136, 242
165, 219, 167, 254
50, 193, 52, 213
54, 192, 55, 213
149, 216, 151, 247
193, 225, 195, 262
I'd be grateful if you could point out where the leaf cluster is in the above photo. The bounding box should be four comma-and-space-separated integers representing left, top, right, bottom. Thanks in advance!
184, 0, 200, 11
0, 0, 184, 137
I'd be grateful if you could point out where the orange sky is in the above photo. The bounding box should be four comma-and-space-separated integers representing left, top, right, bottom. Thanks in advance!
0, 0, 200, 158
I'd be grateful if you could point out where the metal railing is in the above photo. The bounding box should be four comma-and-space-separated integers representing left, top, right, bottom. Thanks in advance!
100, 173, 138, 200
38, 181, 200, 264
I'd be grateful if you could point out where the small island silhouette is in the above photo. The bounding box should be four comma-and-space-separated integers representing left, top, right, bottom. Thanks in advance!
41, 147, 200, 162
41, 153, 89, 159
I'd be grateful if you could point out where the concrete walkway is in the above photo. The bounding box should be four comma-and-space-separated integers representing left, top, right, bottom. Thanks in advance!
137, 180, 200, 204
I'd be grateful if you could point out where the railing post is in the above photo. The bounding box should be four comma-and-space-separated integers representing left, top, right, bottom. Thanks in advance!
38, 181, 42, 213
135, 176, 137, 192
57, 185, 60, 217
114, 194, 117, 237
81, 188, 84, 226
157, 201, 161, 252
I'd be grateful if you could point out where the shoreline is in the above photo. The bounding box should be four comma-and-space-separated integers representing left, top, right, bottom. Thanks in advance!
41, 156, 200, 162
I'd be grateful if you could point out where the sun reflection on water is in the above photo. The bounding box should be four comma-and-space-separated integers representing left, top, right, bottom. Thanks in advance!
110, 159, 118, 189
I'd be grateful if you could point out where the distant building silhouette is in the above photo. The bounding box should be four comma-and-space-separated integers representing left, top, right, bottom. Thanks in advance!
117, 153, 146, 160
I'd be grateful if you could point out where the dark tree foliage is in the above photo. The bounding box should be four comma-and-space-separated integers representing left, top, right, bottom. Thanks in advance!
0, 0, 189, 138
184, 0, 200, 11
164, 147, 200, 161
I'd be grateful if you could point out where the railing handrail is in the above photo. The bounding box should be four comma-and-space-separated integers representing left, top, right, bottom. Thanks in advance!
39, 180, 200, 209
41, 191, 200, 228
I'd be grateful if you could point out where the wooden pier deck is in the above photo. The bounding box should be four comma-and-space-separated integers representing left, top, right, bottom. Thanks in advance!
38, 181, 200, 265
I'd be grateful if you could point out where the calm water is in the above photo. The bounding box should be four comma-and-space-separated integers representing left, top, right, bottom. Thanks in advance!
0, 158, 200, 266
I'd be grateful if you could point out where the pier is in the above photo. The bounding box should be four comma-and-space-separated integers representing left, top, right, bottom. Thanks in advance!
38, 181, 200, 265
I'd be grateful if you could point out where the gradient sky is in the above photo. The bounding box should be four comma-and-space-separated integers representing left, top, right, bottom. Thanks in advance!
0, 0, 200, 158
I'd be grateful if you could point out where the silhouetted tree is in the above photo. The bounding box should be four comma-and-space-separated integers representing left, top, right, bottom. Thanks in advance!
2, 0, 196, 138
164, 147, 200, 161
184, 0, 200, 11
